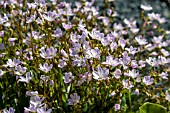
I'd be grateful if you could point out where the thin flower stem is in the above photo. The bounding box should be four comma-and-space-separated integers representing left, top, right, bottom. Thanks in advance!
129, 90, 132, 112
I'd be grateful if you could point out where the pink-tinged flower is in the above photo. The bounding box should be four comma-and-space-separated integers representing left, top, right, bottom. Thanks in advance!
89, 29, 104, 41
147, 13, 166, 24
140, 4, 152, 11
134, 89, 140, 96
160, 72, 168, 79
135, 35, 148, 45
145, 43, 156, 51
113, 23, 124, 31
43, 11, 59, 22
69, 48, 80, 56
57, 2, 66, 8
106, 33, 116, 42
161, 49, 170, 57
27, 31, 44, 40
25, 95, 45, 112
130, 27, 139, 34
69, 32, 79, 44
3, 107, 15, 113
76, 73, 88, 86
68, 93, 80, 105
85, 47, 101, 59
128, 69, 140, 78
110, 42, 118, 51
40, 46, 57, 59
157, 17, 166, 24
110, 91, 116, 97
119, 51, 131, 69
27, 3, 37, 9
98, 16, 109, 26
114, 104, 120, 111
39, 63, 53, 73
118, 38, 126, 49
138, 60, 146, 68
58, 59, 67, 68
6, 58, 21, 67
52, 28, 62, 38
76, 72, 92, 86
62, 23, 72, 30
113, 69, 122, 79
92, 67, 109, 80
158, 56, 170, 65
146, 57, 158, 67
26, 12, 36, 23
148, 13, 161, 21
101, 37, 110, 46
0, 31, 4, 37
24, 104, 37, 113
37, 105, 52, 113
131, 60, 138, 68
0, 14, 8, 24
152, 36, 163, 45
165, 90, 170, 102
23, 36, 32, 45
61, 49, 68, 58
150, 52, 158, 56
102, 55, 119, 67
124, 18, 137, 28
15, 65, 27, 75
63, 72, 74, 83
72, 57, 86, 67
26, 91, 38, 97
125, 46, 138, 55
18, 72, 32, 83
143, 76, 154, 85
122, 79, 134, 89
40, 75, 49, 82
34, 0, 46, 7
36, 17, 43, 25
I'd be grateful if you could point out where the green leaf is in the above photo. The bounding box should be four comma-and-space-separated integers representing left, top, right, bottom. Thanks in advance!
0, 38, 2, 43
139, 102, 167, 113
82, 103, 88, 112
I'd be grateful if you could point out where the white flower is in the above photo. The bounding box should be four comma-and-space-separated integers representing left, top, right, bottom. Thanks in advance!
140, 4, 152, 11
165, 90, 170, 102
128, 69, 140, 78
143, 76, 154, 85
43, 11, 59, 22
102, 55, 119, 67
68, 93, 80, 105
160, 72, 168, 79
6, 58, 21, 67
37, 105, 52, 113
40, 46, 57, 59
39, 63, 53, 73
135, 35, 148, 45
122, 79, 134, 89
92, 67, 109, 80
3, 107, 15, 113
63, 72, 74, 83
0, 69, 4, 77
113, 69, 121, 79
18, 72, 32, 83
85, 47, 100, 59
146, 57, 158, 67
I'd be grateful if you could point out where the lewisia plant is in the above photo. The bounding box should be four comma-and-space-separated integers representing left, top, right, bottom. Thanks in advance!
0, 0, 170, 112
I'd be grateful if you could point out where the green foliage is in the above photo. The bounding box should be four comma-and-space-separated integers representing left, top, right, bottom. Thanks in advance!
139, 102, 167, 113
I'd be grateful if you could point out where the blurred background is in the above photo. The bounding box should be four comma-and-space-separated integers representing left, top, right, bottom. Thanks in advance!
61, 0, 170, 28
